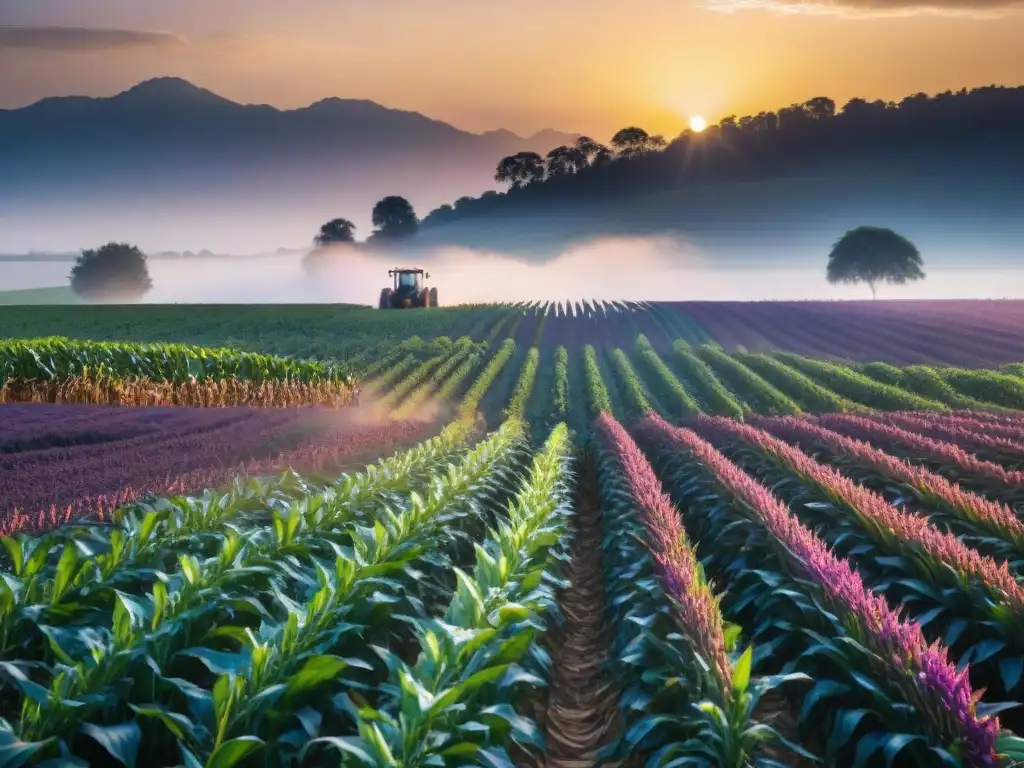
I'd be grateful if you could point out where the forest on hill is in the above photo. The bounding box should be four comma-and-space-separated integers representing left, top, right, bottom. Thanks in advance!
419, 85, 1024, 230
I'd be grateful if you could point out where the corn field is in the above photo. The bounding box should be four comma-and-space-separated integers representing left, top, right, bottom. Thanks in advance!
7, 301, 1024, 765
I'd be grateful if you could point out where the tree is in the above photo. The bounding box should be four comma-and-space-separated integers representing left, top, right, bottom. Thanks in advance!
826, 226, 925, 299
545, 146, 574, 177
610, 127, 665, 157
573, 136, 604, 166
370, 196, 418, 239
69, 242, 152, 302
314, 218, 356, 245
494, 152, 546, 188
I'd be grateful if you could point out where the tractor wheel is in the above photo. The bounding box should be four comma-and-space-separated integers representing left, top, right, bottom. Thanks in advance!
379, 288, 393, 309
429, 287, 438, 307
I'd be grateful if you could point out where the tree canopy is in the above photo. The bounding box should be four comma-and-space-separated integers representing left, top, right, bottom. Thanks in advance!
826, 226, 925, 299
370, 196, 419, 240
314, 218, 356, 245
69, 242, 152, 302
494, 152, 546, 188
420, 84, 1024, 229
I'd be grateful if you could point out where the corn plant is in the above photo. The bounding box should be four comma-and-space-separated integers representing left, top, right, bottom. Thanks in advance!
0, 422, 497, 767
502, 347, 539, 422
635, 413, 1017, 766
457, 339, 516, 423
671, 341, 745, 419
609, 348, 654, 420
634, 334, 701, 419
0, 337, 353, 384
582, 345, 612, 420
738, 353, 854, 413
697, 345, 801, 416
320, 423, 573, 765
593, 414, 816, 766
695, 414, 1024, 701
773, 353, 947, 412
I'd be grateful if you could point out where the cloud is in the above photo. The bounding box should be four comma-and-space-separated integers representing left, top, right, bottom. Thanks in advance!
0, 25, 186, 51
702, 0, 1021, 16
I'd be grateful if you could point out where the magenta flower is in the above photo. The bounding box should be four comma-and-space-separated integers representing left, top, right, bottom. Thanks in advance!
693, 414, 1024, 612
870, 412, 1024, 461
749, 414, 1024, 551
594, 412, 733, 696
636, 412, 999, 767
816, 413, 1024, 490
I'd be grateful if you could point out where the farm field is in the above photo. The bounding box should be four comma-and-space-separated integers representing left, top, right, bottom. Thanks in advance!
7, 301, 1024, 766
5, 298, 1024, 365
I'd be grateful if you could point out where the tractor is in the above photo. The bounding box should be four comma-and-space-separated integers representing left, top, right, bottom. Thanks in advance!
378, 267, 438, 309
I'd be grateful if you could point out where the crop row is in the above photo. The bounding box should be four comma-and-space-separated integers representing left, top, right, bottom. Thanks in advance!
693, 415, 1024, 704
633, 413, 1015, 765
0, 420, 545, 767
0, 373, 357, 409
593, 414, 812, 764
1, 336, 353, 384
750, 414, 1024, 559
0, 406, 436, 536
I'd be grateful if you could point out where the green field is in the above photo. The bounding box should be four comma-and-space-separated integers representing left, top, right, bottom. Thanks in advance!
0, 303, 511, 360
0, 285, 80, 306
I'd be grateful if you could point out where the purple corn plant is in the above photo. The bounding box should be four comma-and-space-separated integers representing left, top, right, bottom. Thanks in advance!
693, 414, 1024, 611
817, 413, 1024, 490
638, 412, 1000, 767
749, 415, 1024, 551
923, 411, 1024, 441
945, 410, 1024, 432
594, 412, 733, 696
870, 412, 1024, 461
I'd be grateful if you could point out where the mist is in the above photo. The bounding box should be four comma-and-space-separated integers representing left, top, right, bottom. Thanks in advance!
5, 234, 1024, 303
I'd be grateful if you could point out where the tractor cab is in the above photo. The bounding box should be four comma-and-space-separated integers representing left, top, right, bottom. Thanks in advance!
379, 267, 438, 309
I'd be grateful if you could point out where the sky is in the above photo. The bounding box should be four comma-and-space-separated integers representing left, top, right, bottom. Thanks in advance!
1, 0, 1023, 140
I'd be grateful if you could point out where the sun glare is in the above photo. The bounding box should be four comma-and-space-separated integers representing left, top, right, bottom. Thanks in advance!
690, 115, 707, 132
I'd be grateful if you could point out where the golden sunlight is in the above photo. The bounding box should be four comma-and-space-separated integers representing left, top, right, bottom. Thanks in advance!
689, 115, 707, 132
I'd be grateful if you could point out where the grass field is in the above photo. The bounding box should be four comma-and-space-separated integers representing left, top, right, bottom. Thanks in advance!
0, 285, 80, 305
4, 300, 1024, 766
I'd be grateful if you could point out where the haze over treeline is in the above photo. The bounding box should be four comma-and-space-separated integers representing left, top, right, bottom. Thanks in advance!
5, 236, 1024, 306
2, 79, 1024, 261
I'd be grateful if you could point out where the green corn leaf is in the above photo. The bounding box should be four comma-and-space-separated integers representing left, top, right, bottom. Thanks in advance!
284, 655, 349, 702
205, 736, 264, 768
79, 722, 141, 768
732, 646, 753, 695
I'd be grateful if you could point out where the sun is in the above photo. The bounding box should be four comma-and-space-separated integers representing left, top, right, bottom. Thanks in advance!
689, 115, 707, 132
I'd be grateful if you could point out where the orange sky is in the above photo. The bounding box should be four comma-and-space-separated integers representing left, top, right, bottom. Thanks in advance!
2, 0, 1023, 140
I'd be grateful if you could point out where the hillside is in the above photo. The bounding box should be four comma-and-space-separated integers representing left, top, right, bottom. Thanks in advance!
408, 86, 1024, 260
0, 78, 577, 252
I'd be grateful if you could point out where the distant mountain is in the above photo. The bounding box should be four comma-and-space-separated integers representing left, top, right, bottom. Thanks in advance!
0, 78, 579, 252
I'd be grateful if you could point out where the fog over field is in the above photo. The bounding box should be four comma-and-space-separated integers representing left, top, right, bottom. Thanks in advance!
3, 234, 1024, 304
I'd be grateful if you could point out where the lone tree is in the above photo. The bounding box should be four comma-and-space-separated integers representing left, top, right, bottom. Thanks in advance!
370, 196, 418, 240
69, 242, 152, 302
314, 218, 356, 245
826, 226, 925, 299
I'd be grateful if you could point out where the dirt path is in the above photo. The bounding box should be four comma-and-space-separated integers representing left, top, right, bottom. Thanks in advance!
542, 467, 620, 768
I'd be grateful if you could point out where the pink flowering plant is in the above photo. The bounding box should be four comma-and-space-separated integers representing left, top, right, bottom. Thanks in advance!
817, 413, 1024, 503
872, 412, 1024, 467
751, 415, 1024, 574
693, 414, 1024, 704
634, 413, 1022, 767
593, 414, 817, 766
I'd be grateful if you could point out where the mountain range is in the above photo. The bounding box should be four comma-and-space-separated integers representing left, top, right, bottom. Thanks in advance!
0, 78, 578, 253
